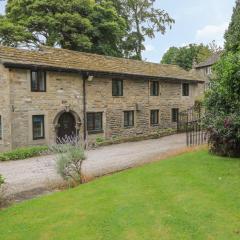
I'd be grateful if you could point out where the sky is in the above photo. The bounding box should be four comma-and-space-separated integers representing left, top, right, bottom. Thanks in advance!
0, 0, 236, 63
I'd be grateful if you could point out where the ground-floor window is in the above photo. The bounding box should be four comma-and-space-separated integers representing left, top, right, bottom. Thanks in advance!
0, 115, 2, 140
172, 108, 179, 123
32, 115, 45, 140
124, 111, 134, 128
87, 112, 103, 133
150, 110, 159, 125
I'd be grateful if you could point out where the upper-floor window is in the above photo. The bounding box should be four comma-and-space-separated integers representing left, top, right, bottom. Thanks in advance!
172, 108, 179, 123
150, 110, 159, 126
112, 79, 123, 96
0, 116, 2, 140
150, 81, 159, 96
205, 66, 212, 75
32, 115, 45, 140
31, 70, 46, 92
182, 83, 189, 96
87, 112, 103, 134
124, 111, 134, 128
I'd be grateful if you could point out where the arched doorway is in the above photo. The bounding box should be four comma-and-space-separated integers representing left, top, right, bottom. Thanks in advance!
57, 112, 77, 141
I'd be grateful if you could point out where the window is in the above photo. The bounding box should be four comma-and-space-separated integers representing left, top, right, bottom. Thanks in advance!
150, 81, 159, 96
150, 110, 159, 125
87, 112, 103, 133
31, 70, 46, 92
205, 67, 212, 75
32, 115, 45, 140
112, 79, 123, 96
124, 111, 134, 128
182, 83, 189, 96
172, 108, 179, 123
0, 116, 2, 140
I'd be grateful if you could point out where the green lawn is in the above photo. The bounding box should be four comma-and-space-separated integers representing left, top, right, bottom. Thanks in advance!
1, 150, 240, 240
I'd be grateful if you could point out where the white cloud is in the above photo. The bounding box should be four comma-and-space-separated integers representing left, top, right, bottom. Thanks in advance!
195, 22, 229, 46
145, 44, 155, 52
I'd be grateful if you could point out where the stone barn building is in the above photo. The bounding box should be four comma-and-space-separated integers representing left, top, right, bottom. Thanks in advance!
0, 46, 204, 151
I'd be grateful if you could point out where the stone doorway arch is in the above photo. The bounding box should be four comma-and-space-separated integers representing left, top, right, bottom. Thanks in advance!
54, 110, 81, 142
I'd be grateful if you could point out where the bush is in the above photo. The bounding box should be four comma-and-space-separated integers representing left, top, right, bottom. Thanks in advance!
56, 145, 86, 184
0, 146, 49, 161
50, 137, 86, 184
206, 113, 240, 157
204, 52, 240, 157
0, 174, 6, 208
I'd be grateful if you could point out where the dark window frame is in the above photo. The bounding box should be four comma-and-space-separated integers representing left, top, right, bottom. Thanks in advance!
124, 111, 134, 128
32, 115, 45, 140
31, 70, 47, 92
87, 112, 103, 134
182, 83, 189, 96
0, 115, 2, 140
150, 110, 159, 126
172, 108, 179, 123
112, 79, 123, 96
150, 81, 159, 96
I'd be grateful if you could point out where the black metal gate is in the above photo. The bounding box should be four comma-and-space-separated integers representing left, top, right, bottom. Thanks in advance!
178, 105, 208, 146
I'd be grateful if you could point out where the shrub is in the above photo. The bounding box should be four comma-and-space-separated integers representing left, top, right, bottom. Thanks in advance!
50, 137, 86, 184
0, 146, 49, 161
206, 113, 240, 157
204, 52, 240, 157
0, 174, 6, 208
56, 145, 86, 184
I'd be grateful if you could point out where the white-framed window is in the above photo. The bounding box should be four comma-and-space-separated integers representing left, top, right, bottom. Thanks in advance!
205, 67, 212, 75
0, 115, 2, 140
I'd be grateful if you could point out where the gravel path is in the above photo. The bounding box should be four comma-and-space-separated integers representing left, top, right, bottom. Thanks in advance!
0, 134, 186, 197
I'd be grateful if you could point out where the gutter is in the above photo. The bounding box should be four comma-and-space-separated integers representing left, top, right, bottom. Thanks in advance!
3, 62, 205, 83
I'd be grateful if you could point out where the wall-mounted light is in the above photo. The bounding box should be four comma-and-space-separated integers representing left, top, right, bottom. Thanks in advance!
87, 75, 94, 82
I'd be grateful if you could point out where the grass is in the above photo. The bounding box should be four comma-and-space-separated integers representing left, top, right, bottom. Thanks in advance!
0, 150, 240, 240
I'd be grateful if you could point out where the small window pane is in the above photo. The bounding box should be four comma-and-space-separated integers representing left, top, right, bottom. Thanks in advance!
112, 79, 123, 96
150, 81, 159, 96
32, 115, 45, 140
124, 111, 134, 127
0, 116, 2, 140
182, 83, 189, 96
150, 110, 159, 125
87, 112, 103, 133
172, 108, 179, 123
31, 71, 38, 91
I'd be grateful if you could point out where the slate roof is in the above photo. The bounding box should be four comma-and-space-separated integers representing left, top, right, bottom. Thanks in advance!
195, 52, 221, 68
0, 45, 204, 82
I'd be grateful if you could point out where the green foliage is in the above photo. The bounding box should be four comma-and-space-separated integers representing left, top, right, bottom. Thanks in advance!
56, 144, 86, 183
112, 0, 175, 59
1, 150, 240, 239
0, 174, 4, 186
0, 0, 127, 57
204, 52, 240, 156
225, 0, 240, 53
161, 43, 213, 70
0, 146, 48, 161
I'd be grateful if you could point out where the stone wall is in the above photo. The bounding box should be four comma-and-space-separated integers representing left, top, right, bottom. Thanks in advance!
0, 64, 204, 151
0, 64, 12, 152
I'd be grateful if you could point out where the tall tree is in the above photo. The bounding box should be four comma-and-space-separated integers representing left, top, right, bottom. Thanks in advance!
112, 0, 175, 60
224, 0, 240, 53
0, 0, 127, 57
161, 44, 214, 70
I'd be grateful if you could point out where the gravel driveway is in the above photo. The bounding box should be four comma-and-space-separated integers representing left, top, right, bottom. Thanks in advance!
0, 133, 187, 198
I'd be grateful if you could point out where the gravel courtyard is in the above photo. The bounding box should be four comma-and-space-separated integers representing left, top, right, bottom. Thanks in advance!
0, 134, 187, 198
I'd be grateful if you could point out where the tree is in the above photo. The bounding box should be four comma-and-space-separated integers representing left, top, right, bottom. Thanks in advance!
0, 0, 127, 57
204, 52, 240, 157
112, 0, 175, 59
224, 0, 240, 52
161, 44, 213, 70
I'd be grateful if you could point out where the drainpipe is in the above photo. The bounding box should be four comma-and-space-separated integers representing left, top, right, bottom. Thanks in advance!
82, 74, 87, 143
